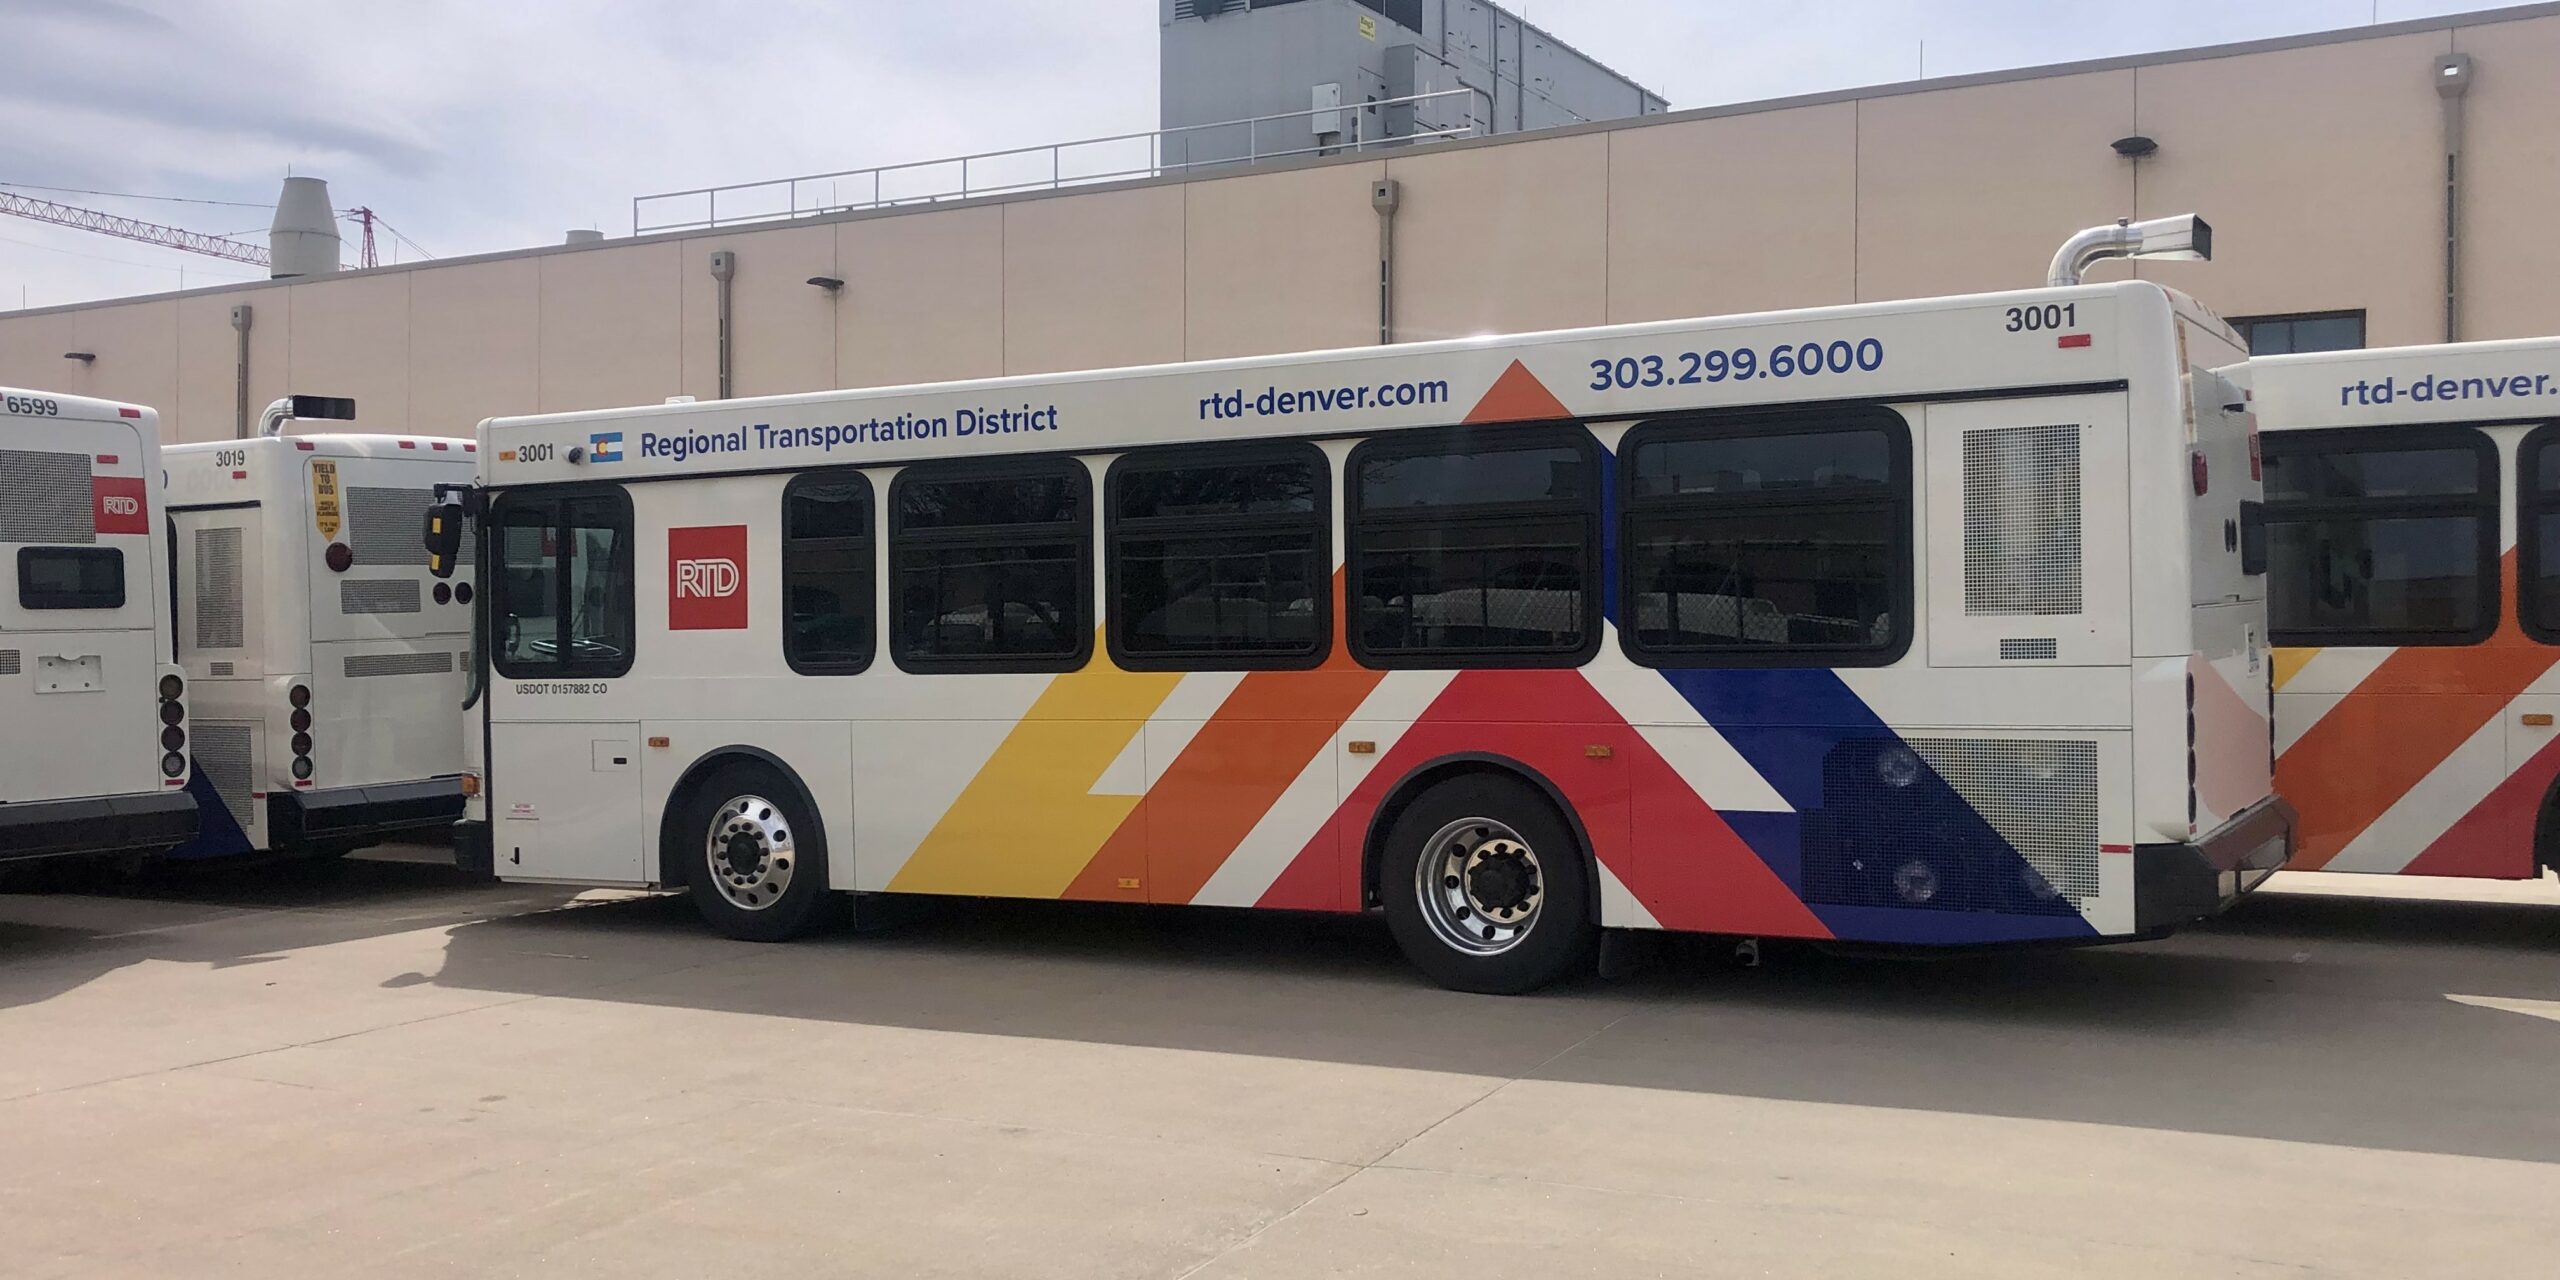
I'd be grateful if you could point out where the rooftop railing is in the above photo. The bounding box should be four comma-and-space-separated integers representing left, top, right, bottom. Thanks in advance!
630, 87, 1492, 236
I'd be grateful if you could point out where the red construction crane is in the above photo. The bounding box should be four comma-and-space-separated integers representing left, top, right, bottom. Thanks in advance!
2, 191, 398, 270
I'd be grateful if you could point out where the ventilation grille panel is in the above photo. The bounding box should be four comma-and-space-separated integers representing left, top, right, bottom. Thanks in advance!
345, 486, 433, 568
339, 579, 421, 615
0, 450, 97, 544
192, 722, 255, 828
1174, 0, 1244, 17
1999, 637, 2060, 661
208, 661, 235, 677
194, 526, 246, 649
0, 650, 19, 676
1962, 424, 2082, 616
344, 650, 452, 678
1908, 738, 2101, 905
1799, 736, 2099, 916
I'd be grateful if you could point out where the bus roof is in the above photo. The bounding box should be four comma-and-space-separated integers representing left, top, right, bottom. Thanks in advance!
2245, 335, 2560, 430
477, 279, 2211, 486
167, 433, 476, 461
0, 386, 157, 431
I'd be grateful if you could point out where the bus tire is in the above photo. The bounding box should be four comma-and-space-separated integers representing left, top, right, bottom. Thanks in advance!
680, 763, 834, 943
1381, 774, 1596, 994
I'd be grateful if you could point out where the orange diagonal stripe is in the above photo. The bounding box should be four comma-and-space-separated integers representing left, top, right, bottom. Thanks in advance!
2278, 550, 2560, 868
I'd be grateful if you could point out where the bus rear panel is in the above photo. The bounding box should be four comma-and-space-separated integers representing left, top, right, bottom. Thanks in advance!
165, 434, 477, 858
449, 281, 2291, 989
0, 388, 197, 864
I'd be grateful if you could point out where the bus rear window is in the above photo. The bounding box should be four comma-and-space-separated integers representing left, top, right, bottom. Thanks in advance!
16, 547, 125, 610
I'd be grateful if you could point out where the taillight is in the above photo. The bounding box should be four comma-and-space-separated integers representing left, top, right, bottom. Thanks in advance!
459, 772, 482, 797
2186, 672, 2199, 828
2191, 451, 2210, 496
288, 685, 315, 786
158, 674, 187, 780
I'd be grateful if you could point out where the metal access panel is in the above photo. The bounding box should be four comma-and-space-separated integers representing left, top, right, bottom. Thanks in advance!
491, 721, 646, 885
175, 509, 266, 677
1924, 395, 2132, 667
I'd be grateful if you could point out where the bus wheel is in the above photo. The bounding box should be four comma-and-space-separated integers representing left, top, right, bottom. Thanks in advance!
682, 764, 833, 942
1382, 775, 1596, 994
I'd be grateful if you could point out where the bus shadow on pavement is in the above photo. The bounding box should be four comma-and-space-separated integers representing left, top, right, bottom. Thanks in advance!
0, 852, 579, 1014
419, 888, 2560, 1164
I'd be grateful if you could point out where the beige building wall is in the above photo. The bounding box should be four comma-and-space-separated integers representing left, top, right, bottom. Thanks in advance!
6, 5, 2557, 443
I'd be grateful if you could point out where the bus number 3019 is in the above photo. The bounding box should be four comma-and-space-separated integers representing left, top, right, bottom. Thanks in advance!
1588, 338, 1885, 391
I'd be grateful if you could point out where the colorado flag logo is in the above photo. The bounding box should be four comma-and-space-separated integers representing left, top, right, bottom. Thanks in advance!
589, 431, 624, 462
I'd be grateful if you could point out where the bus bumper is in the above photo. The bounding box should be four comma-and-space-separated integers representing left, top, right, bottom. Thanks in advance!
268, 777, 467, 851
0, 790, 199, 863
2133, 797, 2296, 931
452, 819, 493, 878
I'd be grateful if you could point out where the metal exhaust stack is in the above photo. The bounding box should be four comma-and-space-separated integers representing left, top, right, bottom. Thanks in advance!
2048, 214, 2214, 287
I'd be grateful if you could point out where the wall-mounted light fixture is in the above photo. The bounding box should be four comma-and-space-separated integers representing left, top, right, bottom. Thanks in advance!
63, 351, 96, 364
2111, 135, 2159, 160
806, 276, 845, 292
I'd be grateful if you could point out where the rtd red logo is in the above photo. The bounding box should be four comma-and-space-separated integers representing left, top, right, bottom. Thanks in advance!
667, 525, 748, 630
93, 476, 149, 535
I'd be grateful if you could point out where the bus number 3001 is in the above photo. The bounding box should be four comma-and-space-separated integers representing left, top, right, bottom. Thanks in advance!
2006, 303, 2078, 332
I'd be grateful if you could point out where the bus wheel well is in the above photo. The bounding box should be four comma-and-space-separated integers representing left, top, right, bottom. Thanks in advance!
1361, 756, 1598, 922
2534, 777, 2560, 878
656, 747, 821, 891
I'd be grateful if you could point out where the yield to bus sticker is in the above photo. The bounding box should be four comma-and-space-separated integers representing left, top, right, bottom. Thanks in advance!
311, 459, 342, 539
668, 525, 748, 630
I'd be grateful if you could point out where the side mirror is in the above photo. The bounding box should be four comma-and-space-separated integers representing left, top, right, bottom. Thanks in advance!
424, 501, 465, 579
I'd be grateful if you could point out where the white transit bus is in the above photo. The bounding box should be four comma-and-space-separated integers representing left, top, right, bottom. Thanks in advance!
164, 409, 477, 859
0, 387, 196, 868
430, 258, 2293, 992
2242, 337, 2560, 880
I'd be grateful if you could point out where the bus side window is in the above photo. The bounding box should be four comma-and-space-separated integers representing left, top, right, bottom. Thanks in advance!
2261, 428, 2496, 648
1617, 412, 1911, 667
782, 471, 875, 674
1345, 426, 1601, 668
1106, 443, 1329, 671
2520, 425, 2560, 645
889, 459, 1091, 673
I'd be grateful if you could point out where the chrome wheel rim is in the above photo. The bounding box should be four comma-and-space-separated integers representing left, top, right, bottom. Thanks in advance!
706, 793, 794, 911
1414, 816, 1544, 956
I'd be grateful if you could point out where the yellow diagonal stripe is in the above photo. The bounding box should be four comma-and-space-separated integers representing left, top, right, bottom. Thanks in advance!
888, 643, 1182, 898
2271, 647, 2319, 693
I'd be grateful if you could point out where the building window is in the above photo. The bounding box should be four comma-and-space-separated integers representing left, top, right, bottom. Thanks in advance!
490, 489, 635, 679
782, 472, 875, 675
2516, 426, 2560, 644
1347, 426, 1600, 667
891, 460, 1091, 672
2261, 427, 2497, 647
1108, 444, 1329, 670
1618, 412, 1912, 666
16, 547, 125, 610
2231, 311, 2365, 356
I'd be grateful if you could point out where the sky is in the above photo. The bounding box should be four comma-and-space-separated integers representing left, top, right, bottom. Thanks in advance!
0, 0, 2524, 310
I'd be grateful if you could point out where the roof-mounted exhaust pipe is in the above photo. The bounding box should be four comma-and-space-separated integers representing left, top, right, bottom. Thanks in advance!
256, 394, 359, 438
2048, 214, 2214, 287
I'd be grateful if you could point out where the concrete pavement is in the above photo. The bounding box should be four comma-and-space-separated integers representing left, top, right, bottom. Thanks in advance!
4, 852, 2558, 1277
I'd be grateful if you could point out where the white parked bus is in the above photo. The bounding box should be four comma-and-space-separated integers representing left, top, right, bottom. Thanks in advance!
430, 252, 2293, 991
164, 409, 477, 859
0, 387, 196, 867
2241, 337, 2560, 880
